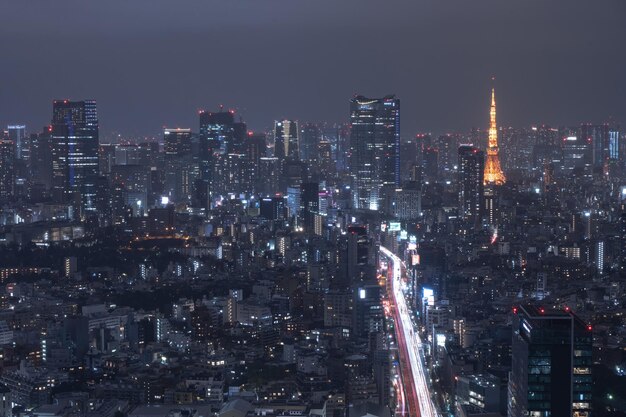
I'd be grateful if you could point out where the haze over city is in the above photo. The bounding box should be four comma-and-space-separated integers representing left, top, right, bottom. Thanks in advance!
0, 2, 625, 417
1, 0, 626, 136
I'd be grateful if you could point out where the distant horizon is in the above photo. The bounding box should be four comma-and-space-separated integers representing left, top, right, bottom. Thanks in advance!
1, 0, 625, 137
3, 92, 623, 141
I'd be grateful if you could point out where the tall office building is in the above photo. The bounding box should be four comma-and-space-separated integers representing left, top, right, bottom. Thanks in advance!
274, 120, 299, 160
508, 305, 592, 417
580, 123, 609, 169
30, 128, 54, 189
349, 95, 400, 210
51, 100, 99, 216
458, 145, 485, 224
258, 157, 281, 196
352, 284, 384, 339
199, 110, 235, 154
0, 139, 15, 201
483, 89, 506, 185
163, 128, 193, 202
246, 132, 267, 193
422, 147, 439, 183
300, 123, 321, 162
300, 182, 320, 233
608, 126, 620, 161
345, 225, 376, 285
7, 125, 27, 160
562, 132, 591, 175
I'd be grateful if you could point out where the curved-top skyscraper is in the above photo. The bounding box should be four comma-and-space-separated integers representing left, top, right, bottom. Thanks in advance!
484, 88, 506, 185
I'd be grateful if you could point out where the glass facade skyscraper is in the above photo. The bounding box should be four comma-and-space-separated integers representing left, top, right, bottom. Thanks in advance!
51, 99, 99, 216
508, 305, 593, 417
274, 120, 299, 161
349, 95, 400, 211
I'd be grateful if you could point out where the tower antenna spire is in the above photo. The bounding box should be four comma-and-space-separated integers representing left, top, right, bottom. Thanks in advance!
483, 81, 506, 185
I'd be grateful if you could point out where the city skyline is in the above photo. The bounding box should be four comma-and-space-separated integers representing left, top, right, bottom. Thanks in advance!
1, 2, 625, 416
1, 0, 625, 136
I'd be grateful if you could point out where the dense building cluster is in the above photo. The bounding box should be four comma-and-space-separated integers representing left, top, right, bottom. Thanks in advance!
0, 91, 625, 417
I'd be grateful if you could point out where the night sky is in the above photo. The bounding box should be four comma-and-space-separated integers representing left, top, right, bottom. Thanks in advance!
1, 0, 625, 137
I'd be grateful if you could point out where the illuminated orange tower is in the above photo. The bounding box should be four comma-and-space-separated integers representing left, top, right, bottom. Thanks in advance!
484, 88, 506, 185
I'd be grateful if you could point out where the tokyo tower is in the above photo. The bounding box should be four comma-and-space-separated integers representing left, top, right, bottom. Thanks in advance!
484, 88, 506, 185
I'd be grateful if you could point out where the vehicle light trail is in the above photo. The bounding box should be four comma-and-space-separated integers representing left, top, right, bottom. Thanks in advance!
381, 245, 438, 417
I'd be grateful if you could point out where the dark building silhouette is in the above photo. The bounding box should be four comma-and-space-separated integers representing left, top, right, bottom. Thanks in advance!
458, 145, 485, 225
0, 139, 15, 202
508, 305, 593, 417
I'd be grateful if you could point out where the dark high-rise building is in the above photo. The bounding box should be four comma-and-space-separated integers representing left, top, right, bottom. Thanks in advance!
260, 196, 286, 220
0, 139, 15, 201
163, 128, 193, 202
561, 129, 591, 175
580, 123, 609, 169
223, 153, 251, 195
30, 128, 54, 190
274, 120, 299, 160
422, 147, 439, 183
51, 100, 99, 216
349, 95, 400, 210
344, 225, 376, 285
620, 210, 626, 270
258, 157, 281, 196
458, 145, 485, 224
300, 182, 319, 233
435, 134, 458, 178
300, 123, 320, 162
508, 305, 593, 417
199, 110, 235, 154
353, 284, 383, 339
111, 165, 149, 216
7, 125, 27, 161
231, 120, 248, 154
246, 133, 267, 193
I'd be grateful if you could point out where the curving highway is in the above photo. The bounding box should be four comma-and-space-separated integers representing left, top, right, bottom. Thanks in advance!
381, 245, 438, 417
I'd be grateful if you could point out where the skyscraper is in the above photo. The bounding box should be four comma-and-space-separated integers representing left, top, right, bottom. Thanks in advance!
349, 95, 400, 210
0, 139, 15, 201
163, 128, 193, 202
300, 182, 319, 233
199, 110, 235, 154
483, 89, 506, 185
274, 120, 299, 160
242, 132, 266, 194
51, 100, 99, 216
299, 122, 321, 162
508, 305, 592, 417
30, 128, 54, 190
458, 145, 484, 224
7, 125, 26, 161
580, 123, 609, 169
608, 125, 620, 161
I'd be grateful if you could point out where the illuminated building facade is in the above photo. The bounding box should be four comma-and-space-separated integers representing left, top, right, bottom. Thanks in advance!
274, 120, 300, 160
163, 128, 192, 202
458, 145, 484, 224
50, 100, 99, 216
349, 95, 400, 210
